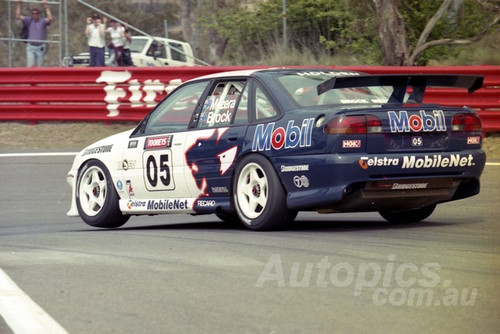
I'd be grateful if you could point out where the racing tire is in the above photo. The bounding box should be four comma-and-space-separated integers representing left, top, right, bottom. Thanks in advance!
232, 154, 297, 231
76, 160, 129, 228
379, 204, 436, 224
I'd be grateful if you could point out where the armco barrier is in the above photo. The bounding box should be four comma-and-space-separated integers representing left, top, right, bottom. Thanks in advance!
0, 66, 255, 123
0, 65, 498, 132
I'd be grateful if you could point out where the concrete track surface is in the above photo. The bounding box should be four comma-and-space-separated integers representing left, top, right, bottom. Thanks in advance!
0, 153, 498, 334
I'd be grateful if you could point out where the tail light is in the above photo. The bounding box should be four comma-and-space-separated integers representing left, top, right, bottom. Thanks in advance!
324, 115, 383, 134
451, 113, 482, 132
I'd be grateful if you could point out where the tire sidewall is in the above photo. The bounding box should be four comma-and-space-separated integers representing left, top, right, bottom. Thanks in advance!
232, 154, 292, 230
76, 160, 127, 228
379, 204, 436, 223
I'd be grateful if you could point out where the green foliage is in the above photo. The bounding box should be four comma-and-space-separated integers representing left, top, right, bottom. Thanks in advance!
200, 0, 388, 64
203, 0, 382, 64
1, 0, 498, 67
428, 27, 500, 65
202, 0, 498, 66
399, 0, 498, 65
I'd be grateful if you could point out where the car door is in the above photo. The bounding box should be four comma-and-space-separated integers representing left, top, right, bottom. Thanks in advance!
143, 40, 170, 66
137, 39, 165, 67
165, 41, 189, 66
184, 79, 249, 209
115, 80, 210, 213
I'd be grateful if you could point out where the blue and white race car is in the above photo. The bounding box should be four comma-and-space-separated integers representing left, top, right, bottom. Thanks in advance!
67, 68, 486, 230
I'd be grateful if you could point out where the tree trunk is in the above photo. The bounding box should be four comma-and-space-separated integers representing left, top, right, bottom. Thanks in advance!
372, 0, 411, 65
207, 0, 229, 64
180, 0, 194, 44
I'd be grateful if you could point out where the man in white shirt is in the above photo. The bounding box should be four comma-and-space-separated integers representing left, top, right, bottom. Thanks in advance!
85, 13, 106, 66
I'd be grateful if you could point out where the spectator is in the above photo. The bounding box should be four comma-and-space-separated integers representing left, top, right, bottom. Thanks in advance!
16, 0, 53, 67
121, 24, 134, 66
85, 13, 106, 66
105, 19, 125, 66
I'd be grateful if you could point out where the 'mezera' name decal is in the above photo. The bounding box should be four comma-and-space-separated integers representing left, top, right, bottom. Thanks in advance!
205, 97, 236, 111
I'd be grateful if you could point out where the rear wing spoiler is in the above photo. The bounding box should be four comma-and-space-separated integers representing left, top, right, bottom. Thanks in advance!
316, 74, 484, 104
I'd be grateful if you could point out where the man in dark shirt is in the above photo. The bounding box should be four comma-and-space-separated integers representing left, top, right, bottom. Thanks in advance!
16, 0, 53, 67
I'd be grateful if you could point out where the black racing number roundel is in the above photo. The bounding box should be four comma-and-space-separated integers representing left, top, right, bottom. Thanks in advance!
411, 136, 423, 147
144, 151, 175, 191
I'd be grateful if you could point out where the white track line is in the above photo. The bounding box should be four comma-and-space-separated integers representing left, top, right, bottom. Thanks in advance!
0, 268, 68, 334
0, 152, 78, 158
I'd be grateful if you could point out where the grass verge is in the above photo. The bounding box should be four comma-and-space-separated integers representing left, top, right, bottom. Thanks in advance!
0, 121, 499, 159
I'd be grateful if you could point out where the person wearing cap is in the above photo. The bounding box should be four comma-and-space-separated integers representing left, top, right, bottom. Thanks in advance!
105, 19, 125, 66
85, 13, 107, 66
16, 0, 53, 67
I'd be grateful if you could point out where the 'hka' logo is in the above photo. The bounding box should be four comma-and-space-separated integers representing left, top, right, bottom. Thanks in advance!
96, 71, 182, 117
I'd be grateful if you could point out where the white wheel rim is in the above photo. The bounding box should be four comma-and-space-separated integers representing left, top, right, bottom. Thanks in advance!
236, 162, 268, 219
78, 166, 107, 217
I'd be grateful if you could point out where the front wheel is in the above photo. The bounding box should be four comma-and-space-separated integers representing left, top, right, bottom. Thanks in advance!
379, 204, 436, 224
232, 155, 297, 230
76, 160, 129, 228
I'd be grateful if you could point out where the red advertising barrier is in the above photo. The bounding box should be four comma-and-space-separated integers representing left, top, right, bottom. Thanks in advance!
0, 65, 499, 132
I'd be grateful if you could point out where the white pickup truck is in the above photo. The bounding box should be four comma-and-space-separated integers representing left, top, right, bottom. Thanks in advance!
64, 36, 196, 67
130, 36, 195, 66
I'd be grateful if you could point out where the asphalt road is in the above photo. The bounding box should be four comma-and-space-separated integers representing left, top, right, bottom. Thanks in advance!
0, 153, 498, 334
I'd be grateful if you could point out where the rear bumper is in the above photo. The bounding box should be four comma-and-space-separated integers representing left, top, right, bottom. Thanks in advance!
275, 150, 486, 211
314, 177, 478, 213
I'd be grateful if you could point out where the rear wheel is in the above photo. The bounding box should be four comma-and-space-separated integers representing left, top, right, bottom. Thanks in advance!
233, 155, 297, 230
379, 204, 436, 223
76, 160, 129, 228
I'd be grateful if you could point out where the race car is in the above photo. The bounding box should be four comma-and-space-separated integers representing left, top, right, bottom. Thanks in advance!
67, 68, 486, 230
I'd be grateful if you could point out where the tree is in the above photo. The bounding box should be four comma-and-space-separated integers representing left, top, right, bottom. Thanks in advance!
372, 0, 500, 65
372, 0, 411, 65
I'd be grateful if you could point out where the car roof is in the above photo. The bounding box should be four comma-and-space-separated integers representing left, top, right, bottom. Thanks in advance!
194, 68, 269, 81
132, 35, 190, 45
193, 67, 365, 81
